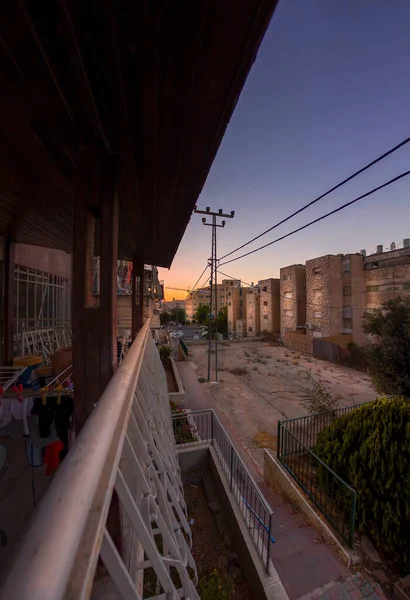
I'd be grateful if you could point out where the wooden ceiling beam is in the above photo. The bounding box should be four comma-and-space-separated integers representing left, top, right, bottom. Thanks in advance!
58, 0, 112, 152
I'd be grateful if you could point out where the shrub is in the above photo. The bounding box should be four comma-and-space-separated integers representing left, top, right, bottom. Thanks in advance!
300, 369, 338, 415
158, 345, 173, 367
362, 296, 410, 397
197, 569, 232, 600
315, 397, 410, 570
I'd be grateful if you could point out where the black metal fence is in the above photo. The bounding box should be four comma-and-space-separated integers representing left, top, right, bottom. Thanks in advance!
172, 409, 274, 574
277, 408, 358, 547
282, 404, 361, 449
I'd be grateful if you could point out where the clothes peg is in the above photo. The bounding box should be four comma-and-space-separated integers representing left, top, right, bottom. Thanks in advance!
55, 383, 63, 405
41, 386, 49, 406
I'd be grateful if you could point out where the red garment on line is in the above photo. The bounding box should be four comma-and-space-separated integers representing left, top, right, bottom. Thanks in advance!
44, 440, 64, 476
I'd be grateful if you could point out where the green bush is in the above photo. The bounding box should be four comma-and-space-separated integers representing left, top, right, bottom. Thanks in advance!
197, 569, 232, 600
315, 397, 410, 569
158, 344, 173, 367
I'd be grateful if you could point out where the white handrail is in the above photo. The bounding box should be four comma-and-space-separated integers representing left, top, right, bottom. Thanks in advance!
1, 320, 150, 600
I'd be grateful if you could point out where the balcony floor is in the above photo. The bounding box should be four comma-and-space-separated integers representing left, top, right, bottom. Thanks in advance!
0, 437, 51, 583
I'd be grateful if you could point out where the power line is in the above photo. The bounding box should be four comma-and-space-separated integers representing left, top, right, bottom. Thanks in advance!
185, 264, 210, 299
219, 134, 410, 261
217, 269, 370, 312
219, 170, 410, 267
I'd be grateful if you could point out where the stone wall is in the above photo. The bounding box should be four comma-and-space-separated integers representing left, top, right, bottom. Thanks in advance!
259, 278, 280, 335
280, 264, 306, 335
246, 289, 260, 337
306, 255, 333, 337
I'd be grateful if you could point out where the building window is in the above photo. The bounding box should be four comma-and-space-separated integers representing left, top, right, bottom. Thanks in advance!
342, 306, 352, 318
263, 315, 268, 320
284, 309, 293, 317
248, 326, 253, 332
343, 286, 351, 296
366, 285, 379, 292
313, 289, 322, 300
263, 301, 268, 306
343, 258, 351, 273
343, 318, 352, 330
228, 292, 231, 296
404, 282, 410, 291
282, 274, 292, 281
313, 267, 321, 275
230, 282, 233, 286
284, 291, 293, 299
262, 286, 267, 292
313, 311, 322, 318
228, 302, 232, 306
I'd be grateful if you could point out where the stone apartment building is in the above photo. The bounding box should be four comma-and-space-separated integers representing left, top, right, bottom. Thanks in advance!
280, 264, 306, 336
246, 285, 261, 337
305, 253, 366, 341
185, 282, 229, 322
259, 278, 280, 336
364, 239, 410, 308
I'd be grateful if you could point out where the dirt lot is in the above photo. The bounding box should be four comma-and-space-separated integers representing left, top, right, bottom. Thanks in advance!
187, 341, 377, 472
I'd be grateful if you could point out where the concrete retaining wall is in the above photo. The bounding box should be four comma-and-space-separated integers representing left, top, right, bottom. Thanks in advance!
169, 357, 185, 404
263, 449, 356, 567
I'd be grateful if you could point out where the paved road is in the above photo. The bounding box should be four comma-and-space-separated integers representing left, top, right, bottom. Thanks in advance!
176, 361, 388, 600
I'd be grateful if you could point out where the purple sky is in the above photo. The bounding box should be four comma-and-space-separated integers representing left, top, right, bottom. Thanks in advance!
160, 0, 410, 299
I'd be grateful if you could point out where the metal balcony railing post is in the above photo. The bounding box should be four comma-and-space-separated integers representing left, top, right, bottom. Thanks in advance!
230, 446, 234, 490
210, 410, 214, 445
266, 514, 272, 574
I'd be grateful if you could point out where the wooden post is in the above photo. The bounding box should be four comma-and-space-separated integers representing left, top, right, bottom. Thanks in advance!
4, 240, 15, 365
73, 150, 119, 432
73, 149, 122, 557
132, 257, 144, 339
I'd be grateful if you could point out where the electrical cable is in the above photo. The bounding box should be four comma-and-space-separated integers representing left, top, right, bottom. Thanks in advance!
185, 264, 210, 299
219, 170, 410, 267
219, 134, 410, 261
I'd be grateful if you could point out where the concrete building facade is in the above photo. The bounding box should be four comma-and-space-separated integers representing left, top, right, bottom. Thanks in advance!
305, 253, 366, 340
280, 264, 306, 335
259, 278, 280, 336
246, 286, 261, 337
364, 240, 410, 309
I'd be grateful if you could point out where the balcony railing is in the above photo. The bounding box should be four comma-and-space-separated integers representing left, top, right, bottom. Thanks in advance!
1, 319, 199, 600
172, 409, 274, 574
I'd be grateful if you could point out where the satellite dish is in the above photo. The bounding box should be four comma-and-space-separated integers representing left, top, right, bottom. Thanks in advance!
390, 242, 396, 251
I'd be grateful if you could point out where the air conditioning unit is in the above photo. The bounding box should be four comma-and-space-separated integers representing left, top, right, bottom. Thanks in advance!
305, 323, 314, 330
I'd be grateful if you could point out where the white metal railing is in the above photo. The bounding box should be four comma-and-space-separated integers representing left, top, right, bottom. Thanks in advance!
1, 319, 198, 600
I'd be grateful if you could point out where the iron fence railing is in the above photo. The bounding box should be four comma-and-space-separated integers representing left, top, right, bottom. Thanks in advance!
172, 409, 274, 574
277, 417, 357, 547
179, 338, 188, 359
281, 404, 362, 449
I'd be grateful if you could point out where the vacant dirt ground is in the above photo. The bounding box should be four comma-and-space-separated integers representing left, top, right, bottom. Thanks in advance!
186, 341, 377, 472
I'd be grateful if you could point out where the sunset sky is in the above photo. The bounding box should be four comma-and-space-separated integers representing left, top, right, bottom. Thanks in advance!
159, 0, 410, 301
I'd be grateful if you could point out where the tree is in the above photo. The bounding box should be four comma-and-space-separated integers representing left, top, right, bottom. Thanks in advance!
194, 303, 209, 325
300, 369, 338, 415
362, 296, 410, 397
160, 311, 170, 326
169, 307, 186, 324
216, 306, 228, 336
315, 397, 410, 570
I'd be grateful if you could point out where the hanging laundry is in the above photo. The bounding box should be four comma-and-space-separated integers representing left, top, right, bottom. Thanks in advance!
31, 394, 56, 438
10, 384, 24, 420
44, 440, 64, 476
54, 394, 74, 460
0, 389, 12, 428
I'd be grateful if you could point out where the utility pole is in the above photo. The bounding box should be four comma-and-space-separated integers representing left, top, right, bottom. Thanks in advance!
194, 206, 235, 382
